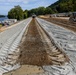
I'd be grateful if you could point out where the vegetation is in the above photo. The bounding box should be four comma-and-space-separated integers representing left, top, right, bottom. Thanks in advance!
23, 10, 28, 19
8, 5, 24, 20
8, 6, 54, 20
28, 7, 54, 16
8, 0, 76, 20
45, 7, 54, 14
28, 7, 46, 16
0, 24, 2, 28
0, 15, 5, 18
48, 0, 76, 13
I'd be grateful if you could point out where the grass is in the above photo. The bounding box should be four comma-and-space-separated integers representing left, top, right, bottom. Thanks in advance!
0, 24, 2, 28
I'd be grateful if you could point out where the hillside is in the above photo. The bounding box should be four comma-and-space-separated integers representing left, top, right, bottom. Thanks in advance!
48, 0, 76, 13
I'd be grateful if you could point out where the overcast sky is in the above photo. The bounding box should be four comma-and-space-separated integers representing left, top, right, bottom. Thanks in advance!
0, 0, 58, 15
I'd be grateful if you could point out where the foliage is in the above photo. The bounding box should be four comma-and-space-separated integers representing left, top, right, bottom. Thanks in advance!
28, 8, 38, 16
0, 24, 2, 27
45, 7, 54, 14
8, 0, 76, 19
23, 10, 28, 19
8, 5, 23, 20
48, 0, 76, 13
0, 15, 5, 18
37, 7, 46, 15
8, 6, 54, 19
28, 7, 54, 16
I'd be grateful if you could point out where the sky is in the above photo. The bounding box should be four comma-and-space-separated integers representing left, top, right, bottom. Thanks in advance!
0, 0, 58, 15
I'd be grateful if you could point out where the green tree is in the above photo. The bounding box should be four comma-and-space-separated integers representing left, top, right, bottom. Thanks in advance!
45, 7, 54, 14
48, 0, 76, 13
37, 7, 45, 15
73, 0, 76, 11
27, 7, 46, 16
8, 5, 23, 20
28, 8, 38, 16
23, 10, 28, 19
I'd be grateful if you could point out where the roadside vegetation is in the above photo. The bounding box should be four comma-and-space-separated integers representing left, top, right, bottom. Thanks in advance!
49, 0, 76, 13
8, 6, 54, 20
0, 15, 5, 18
0, 24, 2, 27
8, 0, 76, 20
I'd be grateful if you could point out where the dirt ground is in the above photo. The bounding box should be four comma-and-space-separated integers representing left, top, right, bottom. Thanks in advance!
3, 65, 44, 75
18, 19, 51, 66
40, 17, 76, 32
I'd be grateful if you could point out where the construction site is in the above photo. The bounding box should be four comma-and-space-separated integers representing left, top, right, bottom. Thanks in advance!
0, 14, 76, 75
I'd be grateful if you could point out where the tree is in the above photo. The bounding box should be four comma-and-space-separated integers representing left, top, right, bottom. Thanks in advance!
8, 5, 23, 20
45, 7, 54, 14
28, 8, 38, 16
27, 7, 46, 16
73, 0, 76, 11
48, 0, 76, 13
23, 10, 28, 19
37, 7, 45, 15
